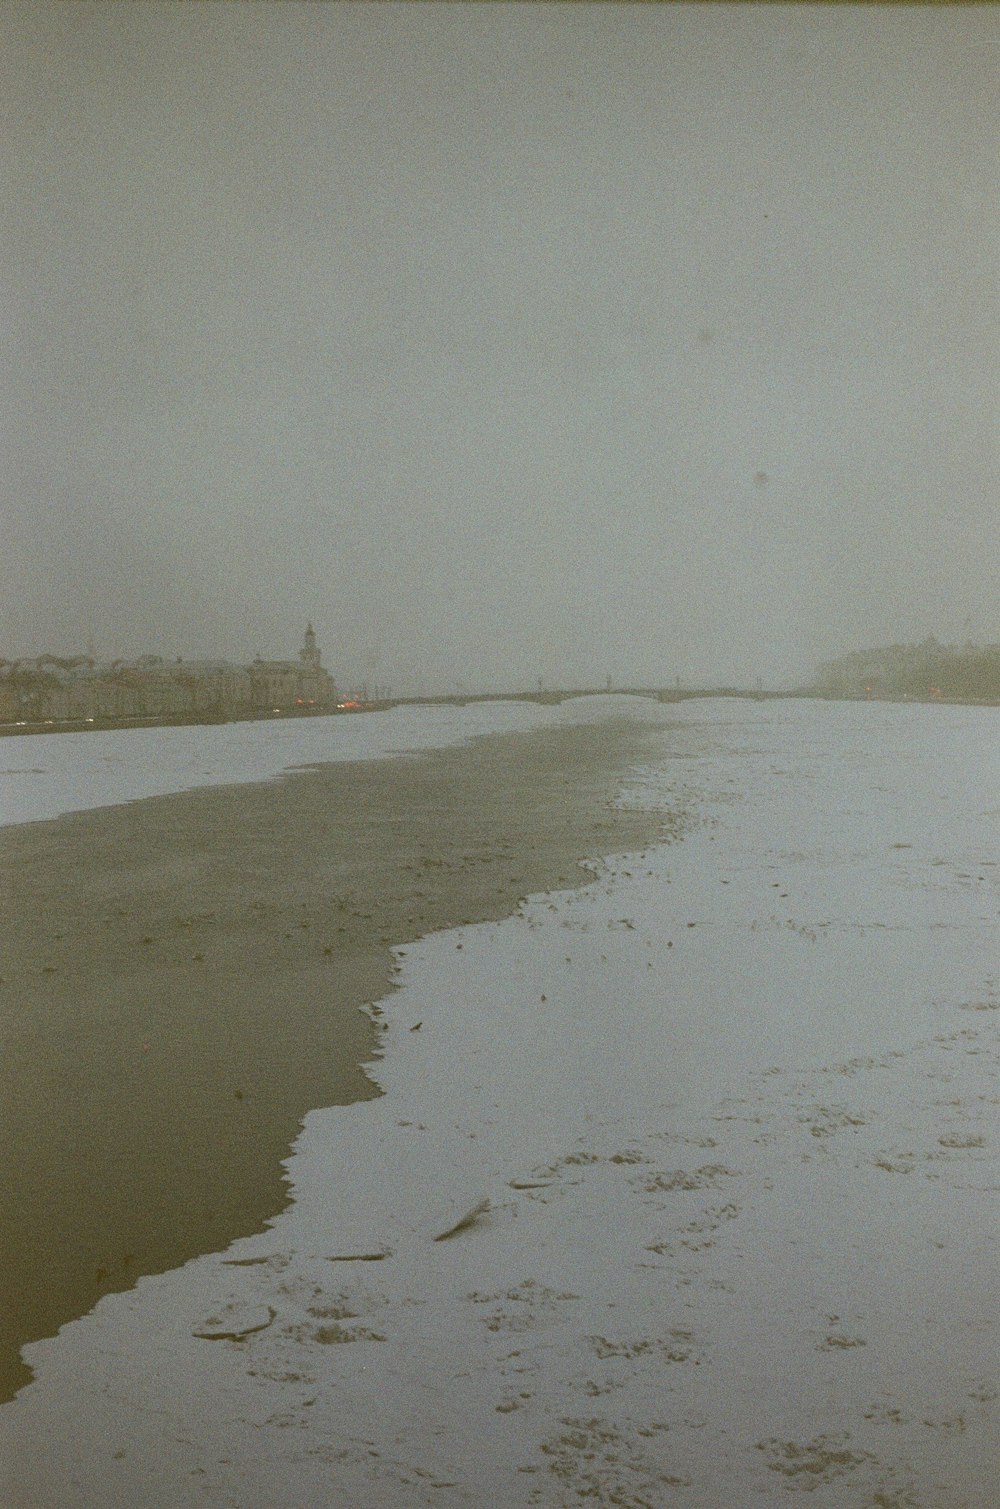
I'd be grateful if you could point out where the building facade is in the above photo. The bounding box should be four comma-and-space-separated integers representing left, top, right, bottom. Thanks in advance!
0, 626, 336, 726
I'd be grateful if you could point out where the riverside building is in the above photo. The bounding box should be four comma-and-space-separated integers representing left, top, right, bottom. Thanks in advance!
0, 625, 336, 728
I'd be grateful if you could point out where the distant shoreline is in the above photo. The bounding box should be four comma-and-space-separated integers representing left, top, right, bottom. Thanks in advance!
4, 684, 997, 738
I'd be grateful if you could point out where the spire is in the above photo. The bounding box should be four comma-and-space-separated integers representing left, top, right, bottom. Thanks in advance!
300, 622, 320, 668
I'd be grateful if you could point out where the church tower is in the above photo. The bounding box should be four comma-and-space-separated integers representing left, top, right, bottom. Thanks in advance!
300, 622, 321, 669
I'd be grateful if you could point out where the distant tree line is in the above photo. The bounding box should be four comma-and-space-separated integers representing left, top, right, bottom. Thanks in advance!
814, 637, 1000, 702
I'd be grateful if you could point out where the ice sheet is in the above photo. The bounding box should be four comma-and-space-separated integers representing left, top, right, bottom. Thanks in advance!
0, 694, 662, 828
1, 698, 997, 1507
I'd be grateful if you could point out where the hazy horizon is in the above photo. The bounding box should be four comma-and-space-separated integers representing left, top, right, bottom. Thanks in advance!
3, 3, 997, 695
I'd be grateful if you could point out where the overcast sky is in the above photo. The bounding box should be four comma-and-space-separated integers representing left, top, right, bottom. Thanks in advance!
2, 3, 997, 693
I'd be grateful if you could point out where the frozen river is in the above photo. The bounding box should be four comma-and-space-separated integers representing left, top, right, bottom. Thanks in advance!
1, 697, 997, 1506
0, 698, 601, 828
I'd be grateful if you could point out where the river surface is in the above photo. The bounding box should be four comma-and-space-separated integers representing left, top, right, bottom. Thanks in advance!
1, 697, 996, 1507
0, 698, 589, 827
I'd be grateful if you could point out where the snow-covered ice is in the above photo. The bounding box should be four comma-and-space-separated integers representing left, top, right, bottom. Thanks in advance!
1, 697, 997, 1506
0, 695, 640, 828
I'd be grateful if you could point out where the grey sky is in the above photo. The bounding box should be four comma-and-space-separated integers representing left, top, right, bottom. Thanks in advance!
2, 3, 997, 693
